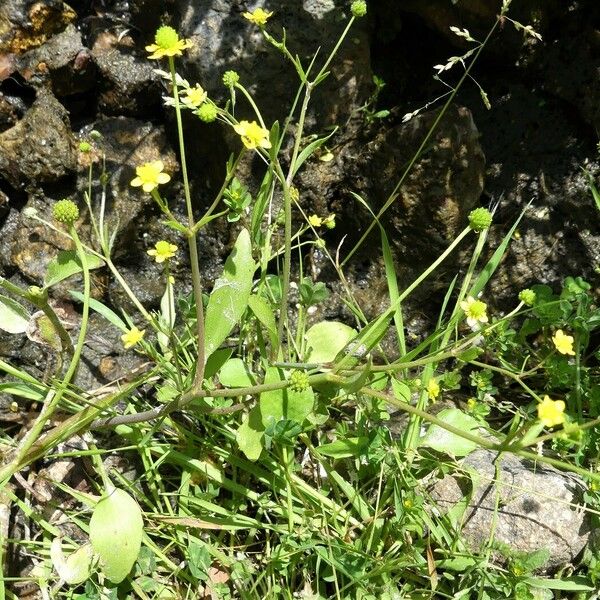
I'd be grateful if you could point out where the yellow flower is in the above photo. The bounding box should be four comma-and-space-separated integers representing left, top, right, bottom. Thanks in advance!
308, 214, 323, 227
427, 378, 440, 401
148, 240, 178, 263
121, 326, 145, 349
537, 395, 566, 428
233, 120, 272, 150
460, 296, 488, 330
243, 7, 274, 27
130, 160, 171, 193
182, 84, 207, 108
552, 329, 575, 356
145, 25, 193, 60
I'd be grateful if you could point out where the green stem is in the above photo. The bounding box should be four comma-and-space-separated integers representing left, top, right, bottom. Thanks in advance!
168, 56, 206, 389
4, 225, 91, 482
0, 279, 73, 356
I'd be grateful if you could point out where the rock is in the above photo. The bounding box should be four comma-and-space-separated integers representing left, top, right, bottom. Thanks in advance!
76, 117, 178, 246
177, 0, 371, 128
90, 27, 160, 116
428, 449, 591, 571
16, 24, 95, 96
340, 106, 485, 270
0, 0, 76, 54
0, 88, 76, 187
170, 0, 372, 187
0, 93, 20, 131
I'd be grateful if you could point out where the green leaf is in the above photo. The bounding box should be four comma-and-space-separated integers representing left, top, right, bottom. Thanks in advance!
0, 382, 45, 400
0, 294, 29, 334
420, 408, 481, 457
316, 437, 370, 458
50, 538, 93, 585
69, 291, 128, 332
304, 321, 357, 364
259, 367, 315, 427
391, 378, 411, 403
204, 228, 255, 361
89, 487, 144, 584
251, 170, 274, 246
44, 250, 104, 288
334, 307, 395, 371
236, 405, 264, 461
218, 358, 255, 388
157, 277, 176, 351
248, 294, 278, 350
162, 219, 188, 234
293, 127, 338, 176
204, 347, 233, 380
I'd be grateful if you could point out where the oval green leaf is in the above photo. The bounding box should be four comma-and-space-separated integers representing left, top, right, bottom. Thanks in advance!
0, 294, 30, 334
419, 408, 481, 457
89, 487, 143, 584
44, 250, 105, 288
304, 321, 357, 364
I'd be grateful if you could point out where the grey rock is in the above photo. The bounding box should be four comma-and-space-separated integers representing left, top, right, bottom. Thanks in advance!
91, 29, 160, 116
0, 88, 76, 187
428, 449, 591, 571
349, 104, 485, 267
16, 24, 95, 96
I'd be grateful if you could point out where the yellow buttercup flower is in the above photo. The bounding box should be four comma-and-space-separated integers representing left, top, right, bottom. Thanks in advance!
460, 296, 488, 330
427, 378, 440, 401
121, 326, 145, 349
233, 120, 272, 150
552, 329, 575, 356
145, 25, 193, 60
182, 84, 207, 108
243, 7, 274, 27
148, 240, 178, 263
537, 395, 566, 428
308, 214, 323, 227
130, 161, 171, 193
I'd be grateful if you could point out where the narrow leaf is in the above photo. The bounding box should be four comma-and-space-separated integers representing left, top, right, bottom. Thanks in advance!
293, 127, 338, 176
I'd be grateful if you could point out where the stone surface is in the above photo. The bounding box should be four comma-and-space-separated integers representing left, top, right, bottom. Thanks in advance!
76, 117, 178, 245
90, 27, 160, 116
16, 24, 95, 96
348, 104, 485, 266
428, 449, 591, 571
0, 88, 76, 187
0, 0, 76, 54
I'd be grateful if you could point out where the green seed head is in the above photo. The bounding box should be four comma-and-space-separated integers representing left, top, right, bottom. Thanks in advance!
289, 370, 310, 393
351, 0, 367, 17
468, 207, 493, 232
197, 102, 218, 123
222, 70, 240, 87
79, 141, 92, 153
154, 25, 180, 49
518, 288, 536, 306
52, 199, 79, 225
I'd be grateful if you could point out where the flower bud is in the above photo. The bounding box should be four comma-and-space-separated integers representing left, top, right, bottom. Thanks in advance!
52, 199, 79, 225
351, 0, 367, 17
222, 70, 240, 87
197, 103, 218, 123
518, 288, 536, 306
468, 207, 493, 232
